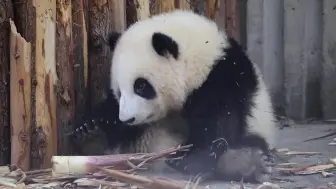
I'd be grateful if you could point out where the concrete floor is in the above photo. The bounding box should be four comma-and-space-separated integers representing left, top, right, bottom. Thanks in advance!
147, 123, 336, 189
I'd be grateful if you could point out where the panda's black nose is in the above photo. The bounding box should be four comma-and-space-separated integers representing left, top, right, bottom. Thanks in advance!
122, 117, 135, 124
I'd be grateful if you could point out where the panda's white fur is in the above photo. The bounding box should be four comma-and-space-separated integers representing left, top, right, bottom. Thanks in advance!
111, 10, 276, 149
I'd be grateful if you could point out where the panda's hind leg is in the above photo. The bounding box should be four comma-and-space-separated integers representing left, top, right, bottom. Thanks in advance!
215, 147, 273, 183
214, 134, 275, 183
166, 136, 274, 183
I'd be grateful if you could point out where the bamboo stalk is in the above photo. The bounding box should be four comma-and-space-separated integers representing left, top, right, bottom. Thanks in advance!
51, 145, 192, 175
126, 0, 150, 26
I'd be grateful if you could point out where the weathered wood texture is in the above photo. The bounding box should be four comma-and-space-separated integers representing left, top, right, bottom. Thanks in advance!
0, 0, 13, 165
12, 0, 37, 167
175, 0, 191, 10
214, 0, 226, 31
72, 0, 89, 126
55, 0, 75, 155
224, 0, 241, 43
205, 0, 219, 20
9, 20, 32, 171
126, 0, 150, 26
32, 0, 58, 169
150, 0, 175, 15
87, 1, 126, 107
213, 0, 246, 47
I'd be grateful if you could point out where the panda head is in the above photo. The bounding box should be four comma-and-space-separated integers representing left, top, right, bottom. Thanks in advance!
109, 10, 228, 125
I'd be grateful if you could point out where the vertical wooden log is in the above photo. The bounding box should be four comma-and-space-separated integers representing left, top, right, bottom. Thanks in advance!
216, 0, 246, 47
215, 0, 227, 30
0, 0, 13, 165
72, 0, 88, 124
12, 0, 37, 168
224, 0, 241, 43
205, 0, 219, 20
111, 1, 126, 32
9, 20, 32, 171
150, 0, 175, 15
56, 0, 75, 155
32, 0, 58, 169
88, 0, 126, 107
175, 0, 191, 10
13, 0, 63, 168
126, 0, 150, 26
11, 0, 37, 167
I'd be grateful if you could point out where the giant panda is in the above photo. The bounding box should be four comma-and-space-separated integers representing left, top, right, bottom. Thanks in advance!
107, 10, 277, 182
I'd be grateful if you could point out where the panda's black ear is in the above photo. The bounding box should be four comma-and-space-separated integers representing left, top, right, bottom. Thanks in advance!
107, 32, 121, 51
152, 32, 179, 59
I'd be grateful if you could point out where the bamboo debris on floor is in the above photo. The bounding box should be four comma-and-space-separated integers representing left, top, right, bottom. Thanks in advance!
2, 144, 333, 189
0, 145, 203, 189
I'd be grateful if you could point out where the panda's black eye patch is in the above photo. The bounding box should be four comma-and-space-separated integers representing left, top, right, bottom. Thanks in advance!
133, 78, 156, 99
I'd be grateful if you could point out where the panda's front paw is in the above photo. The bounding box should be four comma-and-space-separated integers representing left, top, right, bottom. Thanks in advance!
70, 119, 105, 140
216, 148, 273, 183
